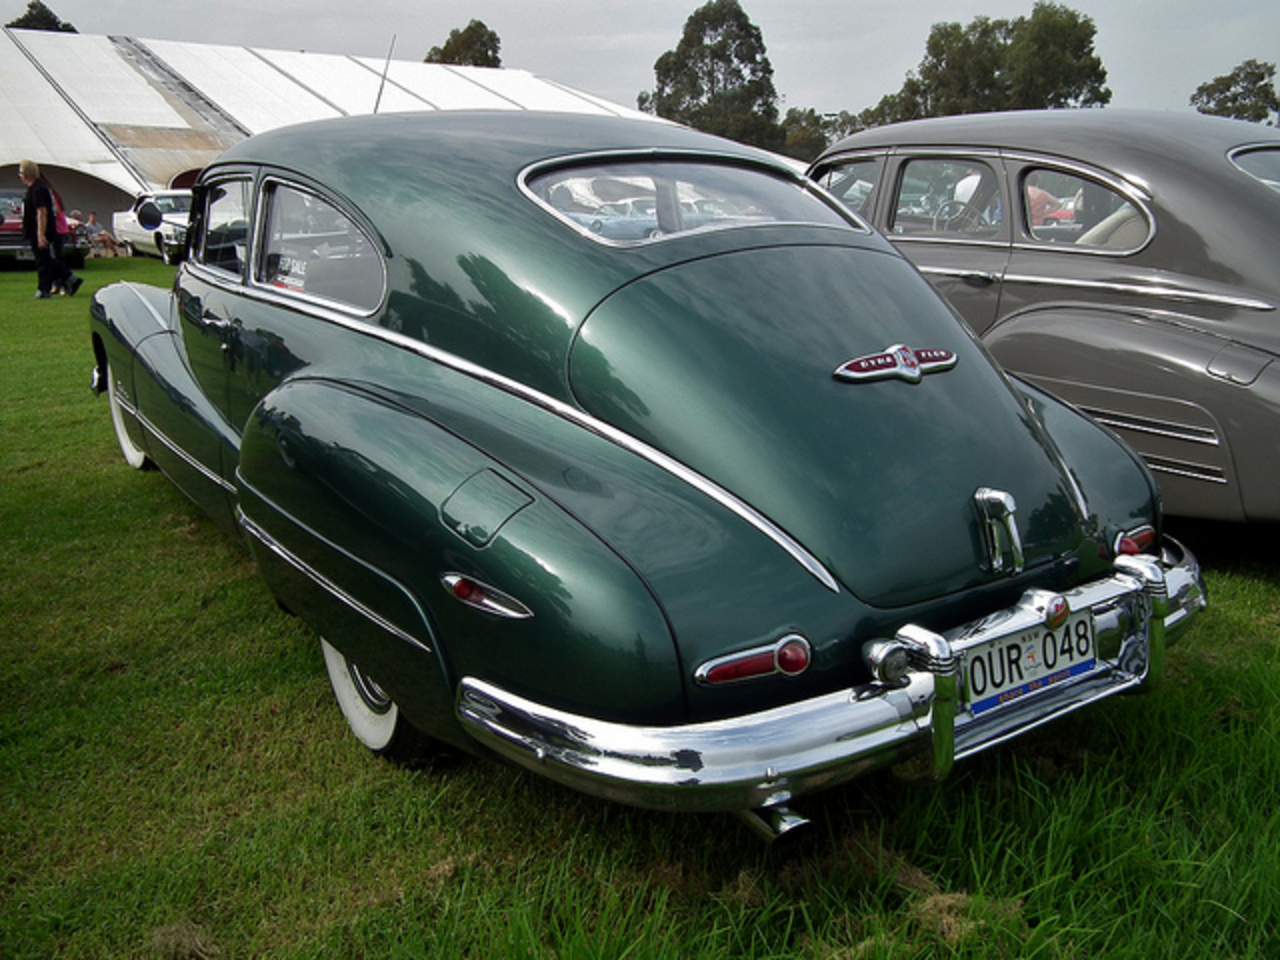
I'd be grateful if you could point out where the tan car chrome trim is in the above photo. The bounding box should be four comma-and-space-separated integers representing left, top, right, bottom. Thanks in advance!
1000, 273, 1274, 311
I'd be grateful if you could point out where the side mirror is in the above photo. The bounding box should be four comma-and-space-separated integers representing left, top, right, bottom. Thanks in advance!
137, 201, 164, 230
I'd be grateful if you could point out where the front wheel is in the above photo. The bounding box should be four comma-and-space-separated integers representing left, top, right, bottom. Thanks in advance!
321, 639, 436, 763
106, 360, 150, 469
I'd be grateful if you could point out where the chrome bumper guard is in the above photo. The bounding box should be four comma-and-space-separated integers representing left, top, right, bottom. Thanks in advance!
455, 539, 1205, 813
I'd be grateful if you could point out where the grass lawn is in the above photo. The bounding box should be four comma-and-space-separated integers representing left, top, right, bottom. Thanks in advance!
2, 256, 1278, 958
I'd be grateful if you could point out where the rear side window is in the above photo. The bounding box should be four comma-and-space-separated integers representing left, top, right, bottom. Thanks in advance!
197, 180, 250, 277
527, 159, 852, 244
1022, 169, 1150, 251
817, 158, 879, 216
1232, 147, 1280, 194
258, 182, 384, 312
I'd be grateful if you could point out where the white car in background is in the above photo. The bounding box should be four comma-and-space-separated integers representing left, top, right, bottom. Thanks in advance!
113, 189, 192, 264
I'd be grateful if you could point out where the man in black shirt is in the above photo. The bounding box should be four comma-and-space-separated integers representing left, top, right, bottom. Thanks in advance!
19, 159, 82, 299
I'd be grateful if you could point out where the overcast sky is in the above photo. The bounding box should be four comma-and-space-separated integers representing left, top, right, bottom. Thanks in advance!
8, 0, 1277, 117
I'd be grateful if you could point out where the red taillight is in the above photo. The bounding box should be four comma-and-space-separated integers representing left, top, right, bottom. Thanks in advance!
696, 635, 811, 686
441, 573, 534, 620
775, 637, 811, 675
1115, 525, 1158, 556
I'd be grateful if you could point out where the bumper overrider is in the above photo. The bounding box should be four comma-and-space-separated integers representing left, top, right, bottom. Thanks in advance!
457, 539, 1205, 824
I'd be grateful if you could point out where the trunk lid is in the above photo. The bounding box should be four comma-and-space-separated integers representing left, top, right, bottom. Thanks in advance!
569, 243, 1089, 607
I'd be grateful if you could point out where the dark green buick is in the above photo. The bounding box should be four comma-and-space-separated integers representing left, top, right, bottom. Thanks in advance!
90, 112, 1205, 837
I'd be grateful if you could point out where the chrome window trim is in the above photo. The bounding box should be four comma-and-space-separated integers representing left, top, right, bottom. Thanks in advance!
518, 148, 867, 247
886, 153, 1010, 242
895, 236, 1011, 251
1000, 152, 1154, 254
1227, 143, 1280, 188
248, 175, 388, 317
193, 176, 253, 282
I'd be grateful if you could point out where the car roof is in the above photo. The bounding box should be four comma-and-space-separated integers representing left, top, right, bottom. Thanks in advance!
213, 111, 782, 190
820, 109, 1280, 172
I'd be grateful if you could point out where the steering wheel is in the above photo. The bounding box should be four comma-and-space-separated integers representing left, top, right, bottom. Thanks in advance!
932, 199, 990, 232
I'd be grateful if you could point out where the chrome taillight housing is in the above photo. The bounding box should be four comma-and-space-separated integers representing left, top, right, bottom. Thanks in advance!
694, 635, 812, 686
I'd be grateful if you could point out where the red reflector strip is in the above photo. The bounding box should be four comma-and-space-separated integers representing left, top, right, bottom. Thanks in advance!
705, 651, 777, 685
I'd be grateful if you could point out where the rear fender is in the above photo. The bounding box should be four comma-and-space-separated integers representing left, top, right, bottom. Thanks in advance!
1013, 377, 1160, 545
236, 378, 681, 740
986, 306, 1245, 520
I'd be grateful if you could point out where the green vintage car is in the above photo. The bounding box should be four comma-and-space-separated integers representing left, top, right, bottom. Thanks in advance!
90, 112, 1205, 837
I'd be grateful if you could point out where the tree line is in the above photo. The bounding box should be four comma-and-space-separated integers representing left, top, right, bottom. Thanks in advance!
9, 0, 1277, 159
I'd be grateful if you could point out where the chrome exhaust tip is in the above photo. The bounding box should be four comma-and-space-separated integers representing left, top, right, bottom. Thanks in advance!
735, 804, 810, 843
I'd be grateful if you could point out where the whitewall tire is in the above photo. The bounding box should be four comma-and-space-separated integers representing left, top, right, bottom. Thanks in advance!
106, 361, 150, 470
321, 638, 434, 762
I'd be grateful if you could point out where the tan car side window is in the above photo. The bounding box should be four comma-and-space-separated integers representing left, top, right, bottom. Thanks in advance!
1023, 169, 1150, 251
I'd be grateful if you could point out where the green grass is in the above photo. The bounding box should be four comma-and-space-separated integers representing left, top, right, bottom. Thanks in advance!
3, 256, 1279, 958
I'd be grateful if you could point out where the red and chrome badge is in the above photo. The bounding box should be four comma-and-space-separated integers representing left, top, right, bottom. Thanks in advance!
834, 345, 958, 383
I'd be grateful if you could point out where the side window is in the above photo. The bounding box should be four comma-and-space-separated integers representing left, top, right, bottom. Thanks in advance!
890, 159, 1003, 238
258, 182, 384, 312
198, 180, 249, 277
1023, 168, 1150, 251
818, 158, 879, 216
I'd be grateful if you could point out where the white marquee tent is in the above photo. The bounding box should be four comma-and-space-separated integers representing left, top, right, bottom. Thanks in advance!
2, 27, 646, 215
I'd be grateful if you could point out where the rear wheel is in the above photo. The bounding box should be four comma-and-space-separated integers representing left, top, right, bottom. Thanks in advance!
321, 639, 436, 763
106, 360, 150, 469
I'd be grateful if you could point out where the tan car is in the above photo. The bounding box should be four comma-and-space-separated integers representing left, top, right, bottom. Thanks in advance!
812, 110, 1280, 523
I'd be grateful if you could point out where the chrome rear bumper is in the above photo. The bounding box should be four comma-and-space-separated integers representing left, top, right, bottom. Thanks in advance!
456, 539, 1205, 814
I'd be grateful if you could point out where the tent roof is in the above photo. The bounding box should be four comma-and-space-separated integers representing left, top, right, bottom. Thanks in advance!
1, 28, 649, 193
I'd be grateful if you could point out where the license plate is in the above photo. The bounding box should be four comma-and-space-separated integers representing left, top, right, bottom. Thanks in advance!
964, 611, 1095, 715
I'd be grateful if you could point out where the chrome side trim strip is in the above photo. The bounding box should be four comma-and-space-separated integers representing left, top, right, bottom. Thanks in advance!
238, 508, 431, 653
188, 318, 838, 592
1000, 273, 1274, 312
119, 396, 237, 495
1079, 407, 1221, 447
181, 241, 837, 591
1142, 457, 1228, 485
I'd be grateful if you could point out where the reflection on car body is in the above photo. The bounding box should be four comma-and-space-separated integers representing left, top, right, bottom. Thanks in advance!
90, 111, 1204, 836
812, 109, 1280, 523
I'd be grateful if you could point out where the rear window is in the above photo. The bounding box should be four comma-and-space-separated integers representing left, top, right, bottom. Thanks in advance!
1232, 147, 1280, 194
526, 159, 852, 243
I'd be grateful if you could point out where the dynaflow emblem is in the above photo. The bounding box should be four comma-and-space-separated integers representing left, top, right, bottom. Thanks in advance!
834, 345, 958, 384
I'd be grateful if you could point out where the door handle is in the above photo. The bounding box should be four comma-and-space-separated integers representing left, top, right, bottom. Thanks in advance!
961, 272, 999, 288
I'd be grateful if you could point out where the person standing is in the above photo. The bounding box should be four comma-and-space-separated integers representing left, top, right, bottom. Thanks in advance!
19, 159, 82, 299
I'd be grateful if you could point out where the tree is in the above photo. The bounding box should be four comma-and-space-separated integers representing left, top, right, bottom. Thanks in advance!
860, 2, 1108, 127
424, 19, 501, 68
638, 0, 783, 151
780, 108, 830, 162
1191, 59, 1279, 125
5, 0, 76, 31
